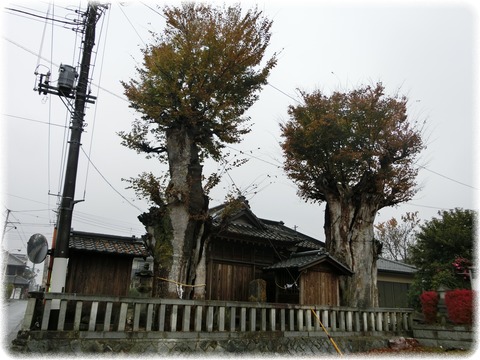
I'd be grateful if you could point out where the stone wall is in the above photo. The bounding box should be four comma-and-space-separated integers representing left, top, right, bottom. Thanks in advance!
11, 330, 396, 355
413, 324, 474, 350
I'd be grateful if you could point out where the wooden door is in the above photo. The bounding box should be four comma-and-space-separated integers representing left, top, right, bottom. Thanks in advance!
208, 262, 253, 301
300, 270, 339, 306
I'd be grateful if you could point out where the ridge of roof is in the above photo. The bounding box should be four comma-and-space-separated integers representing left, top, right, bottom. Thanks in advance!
69, 231, 148, 257
210, 200, 266, 229
70, 230, 140, 242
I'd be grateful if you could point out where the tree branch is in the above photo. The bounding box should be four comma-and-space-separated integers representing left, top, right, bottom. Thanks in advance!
139, 142, 167, 154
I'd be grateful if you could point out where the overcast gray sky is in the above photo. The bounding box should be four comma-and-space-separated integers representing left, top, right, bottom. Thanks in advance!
1, 0, 478, 274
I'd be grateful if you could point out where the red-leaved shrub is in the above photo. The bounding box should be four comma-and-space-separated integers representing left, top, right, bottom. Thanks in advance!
445, 289, 473, 324
420, 291, 438, 323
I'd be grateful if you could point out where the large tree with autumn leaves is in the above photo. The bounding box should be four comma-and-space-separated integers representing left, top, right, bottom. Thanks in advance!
280, 83, 424, 307
120, 2, 276, 299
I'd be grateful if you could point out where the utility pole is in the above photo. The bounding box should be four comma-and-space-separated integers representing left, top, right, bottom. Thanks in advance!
2, 209, 19, 247
2, 209, 11, 245
42, 3, 104, 295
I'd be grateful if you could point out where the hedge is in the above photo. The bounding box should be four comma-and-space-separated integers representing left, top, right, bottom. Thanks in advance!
420, 291, 438, 323
445, 289, 473, 324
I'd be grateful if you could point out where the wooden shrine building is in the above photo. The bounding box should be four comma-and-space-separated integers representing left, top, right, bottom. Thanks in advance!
65, 230, 148, 296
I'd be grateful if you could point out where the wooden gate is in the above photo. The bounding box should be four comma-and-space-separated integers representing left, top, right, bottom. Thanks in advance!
300, 270, 339, 306
208, 262, 254, 301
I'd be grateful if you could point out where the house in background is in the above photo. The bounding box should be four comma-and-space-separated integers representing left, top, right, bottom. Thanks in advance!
4, 252, 31, 299
377, 257, 417, 308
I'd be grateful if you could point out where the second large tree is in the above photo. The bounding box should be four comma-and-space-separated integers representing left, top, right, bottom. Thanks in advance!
121, 3, 276, 299
281, 84, 424, 307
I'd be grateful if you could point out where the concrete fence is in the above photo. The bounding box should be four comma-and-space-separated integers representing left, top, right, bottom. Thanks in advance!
21, 292, 413, 335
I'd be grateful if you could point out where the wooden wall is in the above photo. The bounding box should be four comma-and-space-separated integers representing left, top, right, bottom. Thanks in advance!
207, 238, 345, 306
299, 264, 340, 306
207, 238, 280, 301
208, 262, 253, 301
378, 281, 410, 308
65, 252, 133, 296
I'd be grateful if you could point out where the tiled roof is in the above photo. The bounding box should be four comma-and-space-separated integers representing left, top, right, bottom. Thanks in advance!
377, 257, 417, 274
224, 222, 304, 243
265, 252, 325, 270
210, 201, 324, 248
69, 231, 149, 257
266, 252, 416, 276
264, 250, 353, 275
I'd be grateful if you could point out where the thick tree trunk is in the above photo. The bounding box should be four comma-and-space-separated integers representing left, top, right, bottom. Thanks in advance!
139, 208, 174, 298
164, 126, 209, 299
324, 194, 381, 308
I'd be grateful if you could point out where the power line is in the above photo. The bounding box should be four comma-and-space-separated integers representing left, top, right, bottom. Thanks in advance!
140, 1, 168, 20
117, 3, 146, 46
3, 201, 143, 239
5, 5, 475, 214
73, 212, 143, 234
405, 202, 449, 211
82, 4, 112, 201
80, 147, 144, 213
8, 107, 475, 195
3, 113, 67, 128
416, 164, 478, 190
267, 82, 302, 104
46, 2, 55, 220
8, 211, 28, 251
224, 145, 283, 168
4, 7, 79, 26
5, 194, 50, 206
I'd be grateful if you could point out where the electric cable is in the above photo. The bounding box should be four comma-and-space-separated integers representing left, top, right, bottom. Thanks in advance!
35, 2, 50, 70
2, 114, 67, 128
82, 5, 111, 201
416, 164, 477, 190
140, 1, 168, 20
47, 2, 55, 224
117, 3, 146, 46
8, 212, 28, 251
267, 82, 303, 105
4, 5, 475, 221
224, 145, 282, 168
4, 7, 79, 26
73, 209, 144, 232
80, 147, 144, 213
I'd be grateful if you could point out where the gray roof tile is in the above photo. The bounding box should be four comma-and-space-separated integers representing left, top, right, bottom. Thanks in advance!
377, 258, 417, 274
265, 250, 353, 275
69, 231, 149, 257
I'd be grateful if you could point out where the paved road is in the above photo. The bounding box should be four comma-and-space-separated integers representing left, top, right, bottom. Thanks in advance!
2, 299, 28, 349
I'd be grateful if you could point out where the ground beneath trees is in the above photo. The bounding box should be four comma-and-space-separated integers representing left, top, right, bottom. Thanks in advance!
361, 345, 471, 356
356, 336, 473, 356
